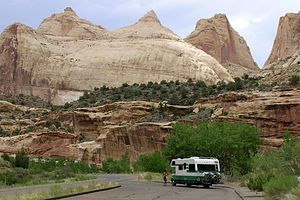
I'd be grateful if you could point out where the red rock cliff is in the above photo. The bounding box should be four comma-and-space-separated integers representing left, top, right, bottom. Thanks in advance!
194, 88, 300, 149
185, 14, 259, 77
264, 11, 300, 66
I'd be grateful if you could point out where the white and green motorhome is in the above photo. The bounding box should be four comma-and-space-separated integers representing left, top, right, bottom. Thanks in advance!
170, 157, 221, 188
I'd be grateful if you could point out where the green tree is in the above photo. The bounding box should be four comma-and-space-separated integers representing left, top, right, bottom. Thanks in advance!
163, 121, 262, 175
15, 148, 29, 169
102, 153, 131, 174
133, 151, 169, 173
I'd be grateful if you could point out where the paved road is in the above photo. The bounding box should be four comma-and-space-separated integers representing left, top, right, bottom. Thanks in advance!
64, 174, 242, 200
0, 178, 105, 197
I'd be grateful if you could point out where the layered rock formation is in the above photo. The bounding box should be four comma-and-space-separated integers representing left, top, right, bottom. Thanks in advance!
111, 10, 180, 40
37, 7, 110, 40
0, 101, 178, 166
1, 86, 299, 165
185, 14, 259, 77
0, 131, 78, 158
0, 8, 233, 105
259, 52, 300, 84
194, 88, 300, 149
264, 11, 300, 66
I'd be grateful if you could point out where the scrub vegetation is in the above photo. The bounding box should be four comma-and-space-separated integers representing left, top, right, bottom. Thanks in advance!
245, 131, 300, 199
0, 75, 278, 111
1, 182, 118, 200
0, 150, 98, 188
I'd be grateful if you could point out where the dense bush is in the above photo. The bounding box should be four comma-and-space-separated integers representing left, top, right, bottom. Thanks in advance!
56, 76, 264, 110
0, 156, 98, 186
289, 75, 300, 86
102, 153, 131, 174
15, 149, 29, 169
133, 151, 169, 173
45, 121, 61, 129
263, 175, 299, 198
29, 157, 98, 174
163, 120, 262, 175
246, 131, 300, 197
0, 127, 8, 137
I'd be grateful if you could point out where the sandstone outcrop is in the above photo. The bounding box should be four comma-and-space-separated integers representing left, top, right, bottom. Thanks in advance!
0, 131, 78, 158
37, 7, 110, 40
185, 14, 259, 77
259, 52, 300, 84
0, 101, 175, 166
0, 8, 233, 105
264, 11, 300, 66
111, 10, 180, 40
1, 87, 300, 165
194, 88, 300, 149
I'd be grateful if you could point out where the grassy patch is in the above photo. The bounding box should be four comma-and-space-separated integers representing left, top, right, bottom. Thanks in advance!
263, 175, 299, 198
0, 156, 98, 188
137, 172, 172, 183
1, 182, 118, 200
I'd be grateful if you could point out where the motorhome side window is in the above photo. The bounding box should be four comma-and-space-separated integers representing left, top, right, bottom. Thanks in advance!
178, 165, 183, 170
189, 164, 195, 171
197, 164, 216, 171
183, 163, 186, 170
172, 161, 175, 165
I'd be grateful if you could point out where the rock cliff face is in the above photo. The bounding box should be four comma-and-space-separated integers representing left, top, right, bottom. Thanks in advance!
264, 11, 300, 66
0, 131, 78, 158
185, 14, 259, 77
37, 7, 110, 40
259, 52, 300, 84
0, 101, 175, 166
111, 10, 180, 40
0, 8, 233, 105
194, 88, 300, 149
0, 86, 299, 165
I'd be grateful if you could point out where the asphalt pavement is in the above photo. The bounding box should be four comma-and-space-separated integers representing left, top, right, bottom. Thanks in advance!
0, 174, 264, 200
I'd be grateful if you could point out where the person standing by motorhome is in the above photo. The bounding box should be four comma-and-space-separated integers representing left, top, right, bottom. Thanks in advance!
163, 170, 167, 186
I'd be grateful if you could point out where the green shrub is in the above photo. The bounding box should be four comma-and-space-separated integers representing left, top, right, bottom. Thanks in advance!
1, 153, 15, 166
15, 148, 29, 169
1, 153, 10, 162
247, 171, 274, 191
45, 121, 61, 129
144, 172, 153, 181
102, 158, 121, 173
289, 75, 300, 86
29, 157, 98, 175
11, 129, 20, 136
102, 153, 131, 174
0, 126, 8, 137
0, 170, 17, 185
26, 126, 35, 133
64, 102, 71, 109
133, 151, 169, 173
263, 175, 299, 197
291, 184, 300, 198
246, 131, 300, 192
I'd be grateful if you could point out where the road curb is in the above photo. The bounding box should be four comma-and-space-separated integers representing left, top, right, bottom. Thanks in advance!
44, 185, 121, 200
218, 184, 264, 200
217, 185, 245, 200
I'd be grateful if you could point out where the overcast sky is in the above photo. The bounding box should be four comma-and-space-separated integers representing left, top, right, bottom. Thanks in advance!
1, 0, 300, 67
